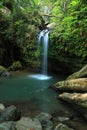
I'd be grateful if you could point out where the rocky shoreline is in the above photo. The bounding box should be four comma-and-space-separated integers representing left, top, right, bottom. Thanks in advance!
1, 65, 87, 129
52, 65, 87, 121
0, 104, 75, 130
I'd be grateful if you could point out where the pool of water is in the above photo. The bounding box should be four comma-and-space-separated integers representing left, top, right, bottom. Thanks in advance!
0, 72, 68, 113
0, 72, 87, 130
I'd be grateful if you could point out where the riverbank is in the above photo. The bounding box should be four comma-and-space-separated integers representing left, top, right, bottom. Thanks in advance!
0, 67, 87, 130
51, 64, 87, 129
0, 103, 87, 130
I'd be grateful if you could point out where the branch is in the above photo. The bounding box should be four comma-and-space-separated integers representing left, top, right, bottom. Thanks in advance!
42, 13, 61, 18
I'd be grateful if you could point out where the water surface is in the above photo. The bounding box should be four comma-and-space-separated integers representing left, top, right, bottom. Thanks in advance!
0, 72, 67, 113
0, 72, 87, 130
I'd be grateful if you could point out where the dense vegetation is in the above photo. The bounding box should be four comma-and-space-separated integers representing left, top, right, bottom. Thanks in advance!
0, 0, 87, 72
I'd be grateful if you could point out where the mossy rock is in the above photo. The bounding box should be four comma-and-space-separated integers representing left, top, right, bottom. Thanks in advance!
0, 65, 6, 75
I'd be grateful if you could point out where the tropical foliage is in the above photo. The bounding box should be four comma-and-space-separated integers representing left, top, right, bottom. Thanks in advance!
0, 0, 87, 71
49, 0, 87, 70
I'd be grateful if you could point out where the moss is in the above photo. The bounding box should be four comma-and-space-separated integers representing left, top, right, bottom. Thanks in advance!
0, 65, 6, 75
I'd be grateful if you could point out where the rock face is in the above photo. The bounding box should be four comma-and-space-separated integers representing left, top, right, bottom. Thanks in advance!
52, 78, 87, 92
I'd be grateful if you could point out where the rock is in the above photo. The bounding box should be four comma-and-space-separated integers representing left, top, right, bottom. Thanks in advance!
52, 78, 87, 92
67, 64, 87, 80
58, 116, 69, 122
0, 104, 5, 113
0, 121, 16, 130
1, 71, 11, 77
0, 7, 11, 15
59, 92, 87, 119
16, 117, 42, 130
54, 123, 74, 130
35, 112, 53, 130
46, 22, 56, 30
0, 105, 21, 123
59, 93, 87, 103
0, 65, 6, 76
35, 112, 52, 121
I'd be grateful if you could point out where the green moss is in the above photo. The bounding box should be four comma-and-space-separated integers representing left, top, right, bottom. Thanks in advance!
0, 65, 6, 75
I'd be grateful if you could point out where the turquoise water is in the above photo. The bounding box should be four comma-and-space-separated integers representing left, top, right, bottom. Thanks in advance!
0, 72, 87, 130
0, 73, 68, 113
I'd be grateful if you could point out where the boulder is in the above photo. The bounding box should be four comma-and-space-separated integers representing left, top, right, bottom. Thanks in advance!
35, 112, 52, 121
54, 123, 74, 130
67, 64, 87, 80
59, 92, 87, 102
16, 117, 42, 130
0, 105, 21, 123
46, 22, 56, 30
59, 92, 87, 119
0, 65, 11, 77
0, 121, 15, 130
35, 112, 53, 130
1, 71, 11, 77
52, 78, 87, 92
0, 7, 11, 15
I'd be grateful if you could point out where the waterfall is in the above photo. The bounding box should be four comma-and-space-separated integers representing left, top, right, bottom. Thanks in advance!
38, 29, 49, 75
28, 29, 51, 80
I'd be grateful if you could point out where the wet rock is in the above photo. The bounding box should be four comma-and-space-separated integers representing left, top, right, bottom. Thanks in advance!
59, 93, 87, 105
0, 105, 21, 123
35, 112, 52, 121
0, 104, 5, 113
35, 112, 53, 130
46, 22, 56, 30
67, 64, 87, 80
58, 116, 69, 122
59, 92, 87, 119
16, 117, 42, 130
52, 78, 87, 92
0, 121, 16, 130
54, 123, 74, 130
1, 71, 11, 77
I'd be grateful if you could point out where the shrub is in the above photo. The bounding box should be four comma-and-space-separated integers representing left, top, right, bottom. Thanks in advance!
9, 61, 22, 71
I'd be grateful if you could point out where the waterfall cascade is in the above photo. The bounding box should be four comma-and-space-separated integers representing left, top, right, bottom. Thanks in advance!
28, 5, 55, 80
29, 29, 51, 80
38, 29, 49, 75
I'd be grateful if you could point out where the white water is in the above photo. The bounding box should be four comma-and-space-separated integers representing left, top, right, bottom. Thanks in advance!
38, 29, 49, 75
29, 29, 51, 80
29, 74, 51, 80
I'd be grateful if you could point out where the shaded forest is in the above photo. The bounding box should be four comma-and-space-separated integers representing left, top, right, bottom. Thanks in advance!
0, 0, 87, 73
